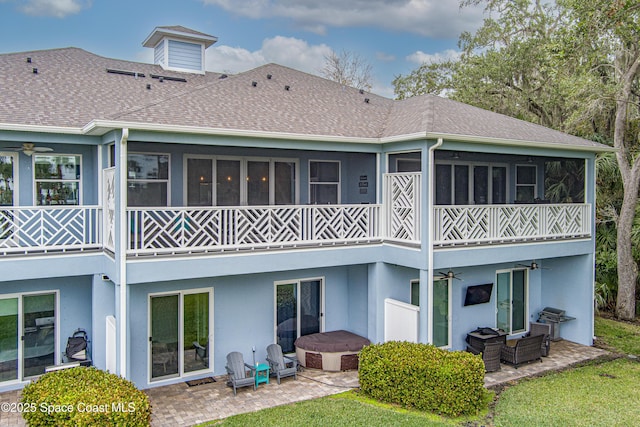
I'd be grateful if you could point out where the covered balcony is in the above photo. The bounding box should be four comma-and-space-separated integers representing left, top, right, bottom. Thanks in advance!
0, 149, 593, 257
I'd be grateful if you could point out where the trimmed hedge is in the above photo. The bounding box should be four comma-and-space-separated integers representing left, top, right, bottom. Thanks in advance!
358, 341, 488, 416
21, 367, 151, 426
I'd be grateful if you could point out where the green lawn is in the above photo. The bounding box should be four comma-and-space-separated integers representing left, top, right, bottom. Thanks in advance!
206, 392, 467, 426
594, 315, 640, 355
203, 315, 639, 426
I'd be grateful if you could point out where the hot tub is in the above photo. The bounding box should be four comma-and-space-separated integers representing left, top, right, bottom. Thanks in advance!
294, 330, 370, 371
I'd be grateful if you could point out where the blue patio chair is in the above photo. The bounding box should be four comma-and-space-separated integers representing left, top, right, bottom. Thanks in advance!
225, 351, 256, 395
266, 343, 298, 384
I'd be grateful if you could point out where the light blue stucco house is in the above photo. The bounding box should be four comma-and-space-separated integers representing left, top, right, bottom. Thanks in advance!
0, 26, 613, 391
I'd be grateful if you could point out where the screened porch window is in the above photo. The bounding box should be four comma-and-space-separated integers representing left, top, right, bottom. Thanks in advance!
128, 153, 169, 207
435, 162, 506, 205
185, 156, 297, 206
516, 165, 537, 202
34, 155, 81, 205
0, 154, 16, 206
309, 161, 340, 204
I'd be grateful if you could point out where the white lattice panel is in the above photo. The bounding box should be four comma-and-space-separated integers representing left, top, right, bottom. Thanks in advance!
103, 168, 116, 252
0, 206, 101, 253
128, 204, 380, 254
384, 173, 420, 242
434, 204, 590, 245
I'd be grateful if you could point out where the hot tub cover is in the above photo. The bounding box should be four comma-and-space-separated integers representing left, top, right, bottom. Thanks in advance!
294, 330, 370, 352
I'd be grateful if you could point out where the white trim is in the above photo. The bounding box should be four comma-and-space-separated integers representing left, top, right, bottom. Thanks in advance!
426, 138, 443, 344
147, 287, 214, 384
495, 268, 529, 335
0, 290, 59, 385
0, 120, 615, 154
118, 128, 129, 379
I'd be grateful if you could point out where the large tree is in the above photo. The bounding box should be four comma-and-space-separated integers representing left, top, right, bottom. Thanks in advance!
561, 0, 640, 320
393, 0, 640, 319
320, 50, 373, 91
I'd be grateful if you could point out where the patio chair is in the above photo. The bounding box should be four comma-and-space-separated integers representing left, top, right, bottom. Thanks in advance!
266, 343, 298, 384
527, 322, 551, 357
467, 340, 503, 372
193, 341, 207, 362
225, 351, 256, 395
500, 334, 544, 368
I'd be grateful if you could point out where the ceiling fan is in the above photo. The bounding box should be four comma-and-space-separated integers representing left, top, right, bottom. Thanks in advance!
437, 270, 462, 280
516, 260, 550, 270
7, 143, 53, 156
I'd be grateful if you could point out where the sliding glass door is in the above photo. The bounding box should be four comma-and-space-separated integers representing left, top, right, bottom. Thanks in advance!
0, 298, 18, 382
432, 279, 451, 348
0, 292, 57, 385
149, 289, 212, 381
496, 269, 528, 334
275, 279, 323, 353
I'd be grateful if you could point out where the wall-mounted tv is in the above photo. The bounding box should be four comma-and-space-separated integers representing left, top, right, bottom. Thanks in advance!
464, 283, 493, 306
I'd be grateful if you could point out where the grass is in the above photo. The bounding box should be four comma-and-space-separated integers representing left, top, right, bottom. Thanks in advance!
203, 391, 477, 426
593, 315, 640, 355
493, 314, 640, 427
200, 314, 639, 427
492, 358, 640, 427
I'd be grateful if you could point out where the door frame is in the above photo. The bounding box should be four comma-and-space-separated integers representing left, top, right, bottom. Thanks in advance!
495, 268, 529, 335
147, 287, 214, 383
432, 277, 452, 349
0, 290, 59, 385
273, 277, 325, 353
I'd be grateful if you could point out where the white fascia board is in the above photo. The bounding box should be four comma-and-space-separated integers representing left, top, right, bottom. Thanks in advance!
82, 120, 383, 145
4, 120, 613, 154
0, 122, 83, 135
425, 132, 617, 154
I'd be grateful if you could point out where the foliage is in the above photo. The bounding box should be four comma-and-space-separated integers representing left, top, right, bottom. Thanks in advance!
595, 315, 640, 355
358, 341, 489, 417
495, 317, 640, 426
493, 358, 640, 427
320, 50, 373, 91
394, 0, 640, 319
20, 367, 151, 426
208, 390, 467, 426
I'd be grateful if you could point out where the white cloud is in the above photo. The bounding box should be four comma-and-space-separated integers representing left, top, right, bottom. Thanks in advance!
20, 0, 90, 18
201, 0, 484, 38
407, 49, 461, 65
205, 36, 332, 76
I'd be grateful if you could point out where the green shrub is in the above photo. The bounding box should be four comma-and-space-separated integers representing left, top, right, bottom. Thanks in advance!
358, 341, 488, 417
21, 367, 151, 426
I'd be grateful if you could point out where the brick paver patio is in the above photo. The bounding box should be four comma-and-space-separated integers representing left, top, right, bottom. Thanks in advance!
0, 340, 611, 426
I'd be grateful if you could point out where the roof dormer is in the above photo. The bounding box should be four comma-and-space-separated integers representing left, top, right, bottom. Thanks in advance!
143, 25, 217, 74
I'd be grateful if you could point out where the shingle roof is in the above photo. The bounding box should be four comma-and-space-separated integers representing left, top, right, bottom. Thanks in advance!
0, 47, 609, 151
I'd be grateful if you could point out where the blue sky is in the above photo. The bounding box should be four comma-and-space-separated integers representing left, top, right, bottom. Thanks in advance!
0, 0, 486, 97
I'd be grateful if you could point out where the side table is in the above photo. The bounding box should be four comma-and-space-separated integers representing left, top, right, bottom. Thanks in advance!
255, 363, 269, 388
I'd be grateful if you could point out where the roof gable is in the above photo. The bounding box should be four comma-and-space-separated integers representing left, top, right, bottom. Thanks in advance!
0, 46, 611, 152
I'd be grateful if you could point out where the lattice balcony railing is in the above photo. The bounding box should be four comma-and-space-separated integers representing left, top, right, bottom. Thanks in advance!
384, 173, 421, 243
433, 203, 591, 246
128, 204, 381, 255
0, 206, 102, 254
